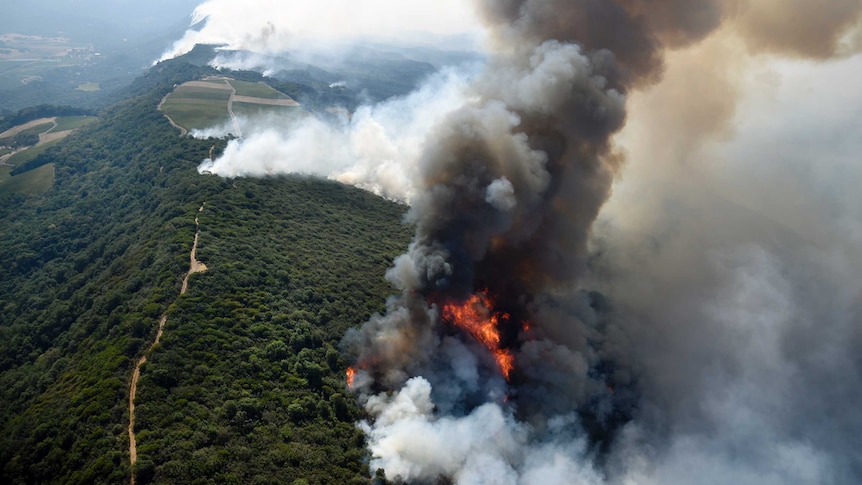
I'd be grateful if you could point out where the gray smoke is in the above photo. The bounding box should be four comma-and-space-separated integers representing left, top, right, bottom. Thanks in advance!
344, 1, 862, 484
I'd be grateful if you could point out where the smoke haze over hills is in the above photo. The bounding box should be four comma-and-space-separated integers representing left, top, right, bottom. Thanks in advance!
169, 1, 862, 483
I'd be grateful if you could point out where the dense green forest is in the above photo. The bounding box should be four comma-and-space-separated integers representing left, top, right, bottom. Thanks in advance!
0, 56, 411, 483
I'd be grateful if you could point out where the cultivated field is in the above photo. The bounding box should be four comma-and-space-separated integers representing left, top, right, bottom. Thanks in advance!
0, 34, 93, 90
52, 115, 97, 132
75, 82, 100, 92
0, 163, 54, 194
0, 121, 53, 146
159, 82, 233, 131
0, 117, 55, 139
228, 79, 292, 100
231, 101, 304, 120
6, 139, 61, 166
159, 77, 302, 134
0, 115, 97, 191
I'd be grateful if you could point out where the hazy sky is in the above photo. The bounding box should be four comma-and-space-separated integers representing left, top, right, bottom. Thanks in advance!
1, 0, 201, 41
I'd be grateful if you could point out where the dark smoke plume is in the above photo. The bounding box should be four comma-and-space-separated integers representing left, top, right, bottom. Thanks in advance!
343, 0, 722, 481
338, 1, 862, 483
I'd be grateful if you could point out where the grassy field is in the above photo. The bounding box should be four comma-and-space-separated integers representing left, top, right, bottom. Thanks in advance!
0, 162, 53, 194
0, 121, 54, 145
161, 98, 231, 131
160, 84, 233, 131
52, 116, 98, 132
6, 139, 61, 166
232, 101, 304, 120
0, 164, 11, 183
75, 82, 100, 92
161, 79, 303, 132
19, 121, 54, 136
227, 79, 290, 99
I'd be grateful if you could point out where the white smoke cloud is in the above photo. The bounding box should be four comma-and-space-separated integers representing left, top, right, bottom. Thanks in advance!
485, 177, 517, 211
198, 68, 474, 201
161, 0, 481, 61
360, 377, 604, 485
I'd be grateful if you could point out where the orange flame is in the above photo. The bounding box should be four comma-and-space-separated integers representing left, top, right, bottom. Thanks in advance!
346, 367, 356, 388
442, 291, 515, 380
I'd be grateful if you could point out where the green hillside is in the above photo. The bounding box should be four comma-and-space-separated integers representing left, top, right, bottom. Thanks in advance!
0, 58, 410, 484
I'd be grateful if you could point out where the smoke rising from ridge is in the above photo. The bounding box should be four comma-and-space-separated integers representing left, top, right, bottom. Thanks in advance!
171, 0, 862, 482
341, 1, 862, 483
160, 0, 481, 61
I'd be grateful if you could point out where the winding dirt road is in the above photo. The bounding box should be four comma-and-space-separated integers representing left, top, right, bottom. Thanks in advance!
129, 204, 207, 483
157, 95, 188, 136
224, 80, 243, 138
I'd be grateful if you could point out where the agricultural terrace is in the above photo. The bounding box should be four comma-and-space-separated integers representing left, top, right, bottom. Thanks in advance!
159, 78, 301, 135
0, 115, 97, 191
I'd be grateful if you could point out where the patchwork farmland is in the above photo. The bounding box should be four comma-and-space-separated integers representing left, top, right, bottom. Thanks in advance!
0, 115, 96, 193
158, 77, 303, 136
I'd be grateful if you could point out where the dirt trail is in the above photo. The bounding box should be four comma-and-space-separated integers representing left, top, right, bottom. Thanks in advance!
0, 117, 56, 138
157, 94, 188, 136
182, 204, 209, 294
224, 80, 243, 138
39, 129, 72, 145
129, 204, 207, 484
0, 119, 67, 166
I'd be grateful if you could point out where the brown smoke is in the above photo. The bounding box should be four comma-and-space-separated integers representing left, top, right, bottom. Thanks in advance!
344, 0, 862, 482
735, 0, 862, 58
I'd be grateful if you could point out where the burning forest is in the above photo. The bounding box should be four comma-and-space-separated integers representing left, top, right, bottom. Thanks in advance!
169, 0, 862, 483
341, 0, 648, 478
338, 0, 862, 483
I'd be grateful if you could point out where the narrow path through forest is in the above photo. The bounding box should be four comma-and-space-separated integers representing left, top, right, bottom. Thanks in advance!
129, 203, 207, 484
157, 94, 188, 136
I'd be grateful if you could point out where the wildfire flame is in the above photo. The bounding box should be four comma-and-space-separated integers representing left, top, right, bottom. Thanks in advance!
346, 367, 356, 388
442, 291, 515, 380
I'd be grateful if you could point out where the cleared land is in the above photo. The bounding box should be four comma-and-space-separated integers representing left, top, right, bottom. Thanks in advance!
0, 117, 55, 139
6, 139, 62, 166
0, 121, 54, 147
52, 115, 97, 132
159, 83, 233, 131
0, 115, 96, 188
160, 78, 302, 133
232, 95, 299, 106
232, 101, 304, 120
0, 162, 53, 194
228, 79, 291, 99
75, 82, 100, 92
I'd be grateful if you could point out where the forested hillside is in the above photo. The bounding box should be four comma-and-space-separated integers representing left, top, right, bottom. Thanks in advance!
0, 57, 411, 484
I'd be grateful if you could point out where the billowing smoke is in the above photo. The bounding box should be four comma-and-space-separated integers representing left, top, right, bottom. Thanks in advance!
340, 1, 862, 484
169, 0, 862, 482
340, 0, 660, 480
160, 0, 480, 61
197, 69, 473, 201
